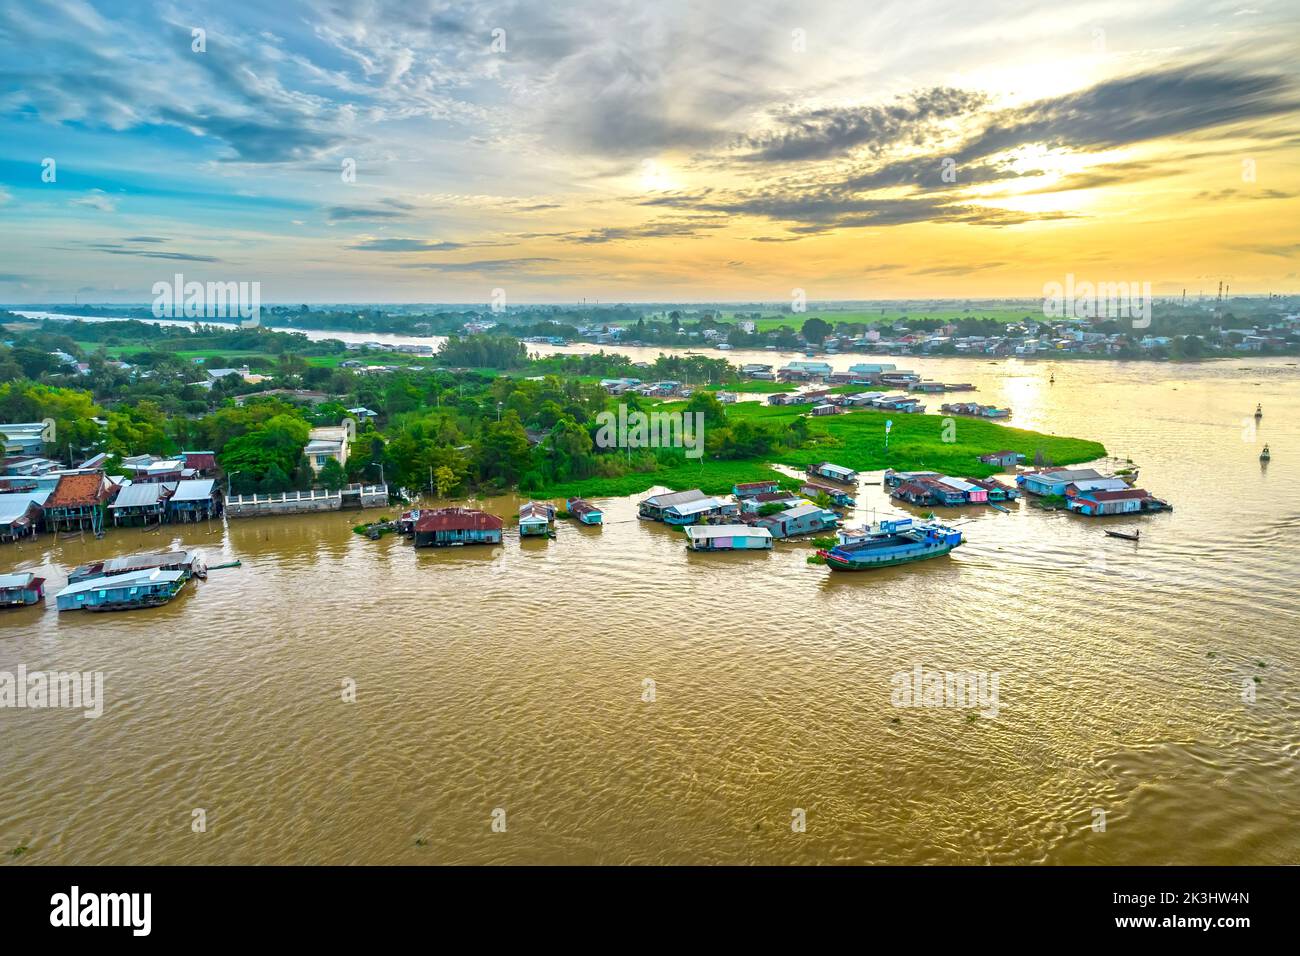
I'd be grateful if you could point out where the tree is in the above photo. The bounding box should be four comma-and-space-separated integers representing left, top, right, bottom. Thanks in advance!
433, 465, 458, 498
801, 317, 832, 344
318, 458, 347, 491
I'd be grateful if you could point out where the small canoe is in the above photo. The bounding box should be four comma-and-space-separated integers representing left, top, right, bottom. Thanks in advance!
989, 503, 1010, 514
1104, 530, 1140, 542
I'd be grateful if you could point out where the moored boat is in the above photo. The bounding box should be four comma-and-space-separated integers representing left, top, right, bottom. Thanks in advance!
817, 518, 963, 571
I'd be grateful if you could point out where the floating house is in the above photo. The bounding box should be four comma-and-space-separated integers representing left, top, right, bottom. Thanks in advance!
43, 472, 112, 533
685, 525, 773, 552
0, 489, 49, 542
662, 496, 737, 526
518, 501, 556, 537
965, 477, 1019, 501
740, 491, 805, 514
883, 469, 941, 488
56, 567, 187, 612
936, 476, 987, 504
941, 402, 1011, 418
977, 450, 1024, 467
1017, 468, 1104, 496
1063, 477, 1130, 497
565, 498, 603, 525
756, 504, 839, 539
639, 489, 708, 521
807, 462, 859, 484
892, 477, 966, 507
1067, 488, 1171, 516
800, 481, 855, 507
0, 572, 45, 607
67, 550, 204, 586
733, 480, 780, 498
413, 508, 503, 547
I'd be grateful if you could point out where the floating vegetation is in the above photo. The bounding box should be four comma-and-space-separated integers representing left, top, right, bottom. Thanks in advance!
806, 554, 828, 565
811, 536, 838, 549
7, 845, 29, 857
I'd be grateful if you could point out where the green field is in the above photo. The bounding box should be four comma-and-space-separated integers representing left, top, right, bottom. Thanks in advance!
529, 401, 1105, 500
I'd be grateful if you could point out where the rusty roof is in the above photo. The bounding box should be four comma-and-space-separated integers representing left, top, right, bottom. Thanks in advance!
414, 508, 503, 532
46, 472, 107, 507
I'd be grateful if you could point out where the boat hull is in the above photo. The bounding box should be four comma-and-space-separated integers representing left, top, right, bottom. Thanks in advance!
822, 542, 959, 570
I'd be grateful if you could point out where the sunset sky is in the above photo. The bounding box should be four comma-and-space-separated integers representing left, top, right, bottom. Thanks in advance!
1, 0, 1297, 304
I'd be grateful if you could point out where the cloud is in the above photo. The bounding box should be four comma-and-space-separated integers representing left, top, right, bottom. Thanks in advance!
348, 238, 468, 252
79, 242, 220, 262
326, 205, 412, 222
736, 88, 987, 163
397, 257, 562, 273
556, 219, 726, 244
70, 189, 117, 212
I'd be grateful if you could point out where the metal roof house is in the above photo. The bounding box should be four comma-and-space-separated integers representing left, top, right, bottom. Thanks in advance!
167, 479, 219, 522
0, 422, 47, 456
518, 501, 556, 536
68, 550, 204, 585
662, 496, 737, 525
638, 488, 708, 521
733, 480, 780, 498
0, 489, 49, 541
807, 462, 859, 484
685, 525, 773, 551
0, 571, 45, 607
1066, 488, 1153, 516
800, 481, 855, 506
565, 498, 603, 524
937, 476, 987, 503
413, 508, 503, 547
740, 491, 804, 514
1017, 468, 1104, 496
756, 503, 839, 539
977, 450, 1025, 467
56, 567, 188, 612
109, 481, 168, 526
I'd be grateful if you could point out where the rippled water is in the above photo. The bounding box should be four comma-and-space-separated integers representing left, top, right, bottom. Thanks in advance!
2, 355, 1297, 864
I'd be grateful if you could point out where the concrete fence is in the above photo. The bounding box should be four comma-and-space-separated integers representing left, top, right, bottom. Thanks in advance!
226, 484, 389, 518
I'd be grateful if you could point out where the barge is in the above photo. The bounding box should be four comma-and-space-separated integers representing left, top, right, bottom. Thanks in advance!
817, 518, 963, 571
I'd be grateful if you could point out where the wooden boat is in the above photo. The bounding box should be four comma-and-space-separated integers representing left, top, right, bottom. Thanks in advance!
1255, 404, 1263, 419
1260, 444, 1270, 461
989, 503, 1010, 514
1104, 529, 1140, 541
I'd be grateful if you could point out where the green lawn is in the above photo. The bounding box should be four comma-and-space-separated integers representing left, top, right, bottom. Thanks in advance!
530, 401, 1104, 500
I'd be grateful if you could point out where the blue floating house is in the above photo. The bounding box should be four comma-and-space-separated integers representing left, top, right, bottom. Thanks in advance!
0, 572, 46, 607
565, 498, 603, 525
518, 501, 556, 536
55, 567, 187, 612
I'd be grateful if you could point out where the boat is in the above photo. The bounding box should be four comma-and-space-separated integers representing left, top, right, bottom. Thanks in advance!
1260, 444, 1270, 461
1104, 529, 1140, 541
989, 503, 1010, 514
817, 518, 963, 571
1255, 403, 1263, 419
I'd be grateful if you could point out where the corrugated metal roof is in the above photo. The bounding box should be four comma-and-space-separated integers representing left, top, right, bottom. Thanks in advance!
0, 490, 50, 523
56, 568, 184, 598
665, 496, 722, 516
641, 489, 707, 508
0, 572, 37, 588
414, 508, 503, 532
169, 479, 216, 502
110, 482, 164, 508
686, 525, 772, 540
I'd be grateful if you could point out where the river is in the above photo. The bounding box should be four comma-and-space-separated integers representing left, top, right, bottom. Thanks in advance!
2, 319, 1298, 864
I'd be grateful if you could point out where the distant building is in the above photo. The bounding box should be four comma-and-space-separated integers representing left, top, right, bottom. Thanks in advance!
305, 426, 350, 474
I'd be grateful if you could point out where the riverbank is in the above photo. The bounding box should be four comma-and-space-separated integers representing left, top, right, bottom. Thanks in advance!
529, 403, 1106, 500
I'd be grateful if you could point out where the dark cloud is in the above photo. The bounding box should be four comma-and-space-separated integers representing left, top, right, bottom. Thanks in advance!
326, 205, 412, 222
557, 219, 726, 244
738, 88, 987, 163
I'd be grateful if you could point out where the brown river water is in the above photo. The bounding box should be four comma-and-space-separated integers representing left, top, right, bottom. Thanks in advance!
2, 348, 1298, 864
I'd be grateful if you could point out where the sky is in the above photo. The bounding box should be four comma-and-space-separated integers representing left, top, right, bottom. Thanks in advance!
0, 0, 1297, 304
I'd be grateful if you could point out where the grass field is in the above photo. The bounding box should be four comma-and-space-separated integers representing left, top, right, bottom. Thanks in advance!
531, 401, 1105, 500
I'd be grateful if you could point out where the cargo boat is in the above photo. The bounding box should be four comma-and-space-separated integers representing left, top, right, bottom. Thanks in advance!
817, 518, 963, 571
